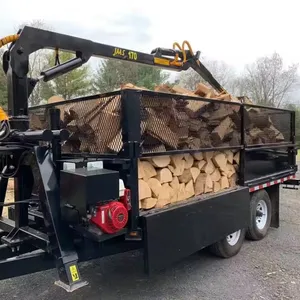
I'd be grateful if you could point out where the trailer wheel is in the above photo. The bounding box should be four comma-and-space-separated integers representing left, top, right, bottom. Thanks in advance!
209, 229, 245, 258
246, 189, 271, 241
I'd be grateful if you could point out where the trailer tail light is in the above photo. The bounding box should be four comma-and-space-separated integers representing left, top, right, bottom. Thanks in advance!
120, 189, 131, 211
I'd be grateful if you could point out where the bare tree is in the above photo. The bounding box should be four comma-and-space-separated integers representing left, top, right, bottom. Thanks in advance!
179, 58, 237, 93
240, 52, 299, 107
16, 20, 54, 105
178, 68, 203, 90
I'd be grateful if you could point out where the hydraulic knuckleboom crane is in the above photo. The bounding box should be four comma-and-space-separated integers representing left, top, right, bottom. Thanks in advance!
0, 26, 228, 291
0, 27, 227, 138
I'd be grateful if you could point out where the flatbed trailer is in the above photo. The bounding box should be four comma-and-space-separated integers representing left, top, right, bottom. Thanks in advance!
0, 26, 298, 292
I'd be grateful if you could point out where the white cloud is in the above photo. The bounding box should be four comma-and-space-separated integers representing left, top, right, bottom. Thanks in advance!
0, 0, 299, 74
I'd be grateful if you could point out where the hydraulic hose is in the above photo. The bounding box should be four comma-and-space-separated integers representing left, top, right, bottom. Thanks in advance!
0, 34, 19, 48
0, 33, 19, 141
0, 107, 10, 141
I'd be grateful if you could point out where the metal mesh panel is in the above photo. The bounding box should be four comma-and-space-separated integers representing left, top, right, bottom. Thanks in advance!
244, 105, 291, 145
28, 90, 293, 156
140, 94, 242, 154
29, 94, 122, 154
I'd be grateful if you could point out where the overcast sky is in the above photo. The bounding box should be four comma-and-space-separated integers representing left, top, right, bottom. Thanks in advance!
1, 0, 299, 76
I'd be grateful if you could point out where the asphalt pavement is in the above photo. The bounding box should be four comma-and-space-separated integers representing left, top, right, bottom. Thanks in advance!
1, 186, 300, 300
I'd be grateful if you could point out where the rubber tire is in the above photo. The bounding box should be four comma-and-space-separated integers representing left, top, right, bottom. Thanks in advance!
246, 189, 272, 241
209, 229, 246, 258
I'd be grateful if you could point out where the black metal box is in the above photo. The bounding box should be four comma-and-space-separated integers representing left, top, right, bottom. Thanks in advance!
142, 187, 250, 274
60, 167, 120, 217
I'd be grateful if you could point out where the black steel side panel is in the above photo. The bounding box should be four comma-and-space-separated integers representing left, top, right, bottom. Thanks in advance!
142, 187, 250, 274
245, 147, 293, 182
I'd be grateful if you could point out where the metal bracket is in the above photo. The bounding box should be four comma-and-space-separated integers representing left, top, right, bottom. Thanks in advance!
282, 179, 300, 190
54, 261, 88, 292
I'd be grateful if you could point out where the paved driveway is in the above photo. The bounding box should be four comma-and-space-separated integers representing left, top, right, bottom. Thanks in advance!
0, 185, 300, 300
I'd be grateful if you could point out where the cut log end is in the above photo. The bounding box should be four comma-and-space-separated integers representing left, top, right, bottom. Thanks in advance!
156, 168, 173, 183
141, 197, 157, 209
151, 155, 171, 168
138, 180, 151, 200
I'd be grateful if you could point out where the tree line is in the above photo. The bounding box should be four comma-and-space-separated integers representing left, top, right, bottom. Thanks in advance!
0, 20, 299, 113
179, 53, 300, 109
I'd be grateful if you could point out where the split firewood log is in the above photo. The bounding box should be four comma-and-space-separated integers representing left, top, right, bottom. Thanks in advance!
220, 176, 230, 189
185, 98, 209, 118
156, 185, 172, 208
230, 174, 237, 187
141, 197, 157, 209
194, 173, 213, 195
169, 154, 185, 176
203, 151, 214, 161
142, 144, 167, 153
156, 168, 173, 183
170, 176, 180, 191
194, 160, 206, 170
185, 180, 195, 198
192, 152, 203, 161
248, 109, 271, 129
162, 183, 177, 203
150, 155, 171, 168
270, 125, 285, 142
177, 183, 187, 201
145, 108, 178, 149
29, 113, 43, 130
194, 83, 211, 96
191, 167, 200, 183
225, 164, 236, 178
147, 178, 162, 198
208, 103, 234, 122
187, 138, 202, 150
197, 128, 212, 147
211, 117, 233, 146
140, 160, 157, 181
212, 152, 227, 171
233, 152, 240, 165
211, 168, 221, 182
224, 150, 234, 164
201, 159, 215, 175
138, 180, 151, 200
189, 119, 203, 133
154, 84, 173, 93
183, 153, 194, 169
213, 181, 221, 193
215, 93, 231, 101
178, 169, 193, 183
108, 120, 147, 153
171, 85, 196, 96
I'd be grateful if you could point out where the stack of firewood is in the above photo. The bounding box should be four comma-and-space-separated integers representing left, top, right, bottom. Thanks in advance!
29, 82, 286, 154
27, 81, 287, 211
138, 150, 239, 210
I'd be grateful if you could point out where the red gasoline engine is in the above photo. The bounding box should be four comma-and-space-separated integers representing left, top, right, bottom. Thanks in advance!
91, 189, 131, 234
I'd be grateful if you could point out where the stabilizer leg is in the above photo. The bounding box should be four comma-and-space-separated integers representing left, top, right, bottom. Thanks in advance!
34, 146, 88, 292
